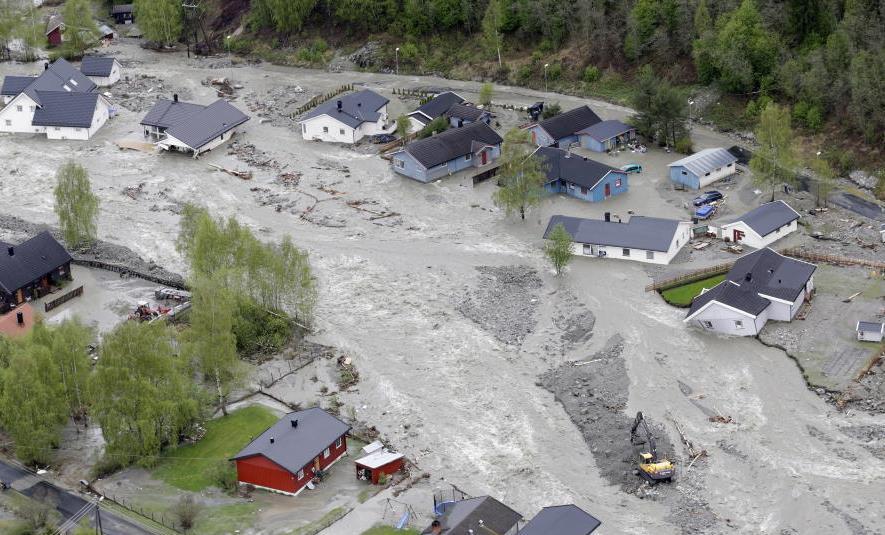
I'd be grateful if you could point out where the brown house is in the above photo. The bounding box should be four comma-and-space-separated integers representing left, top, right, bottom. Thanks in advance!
0, 232, 72, 313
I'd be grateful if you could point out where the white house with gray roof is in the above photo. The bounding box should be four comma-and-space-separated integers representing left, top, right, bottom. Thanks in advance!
80, 56, 122, 87
299, 89, 389, 143
668, 147, 738, 189
685, 248, 816, 336
0, 58, 111, 140
141, 95, 249, 157
857, 321, 884, 343
544, 214, 692, 265
719, 200, 800, 249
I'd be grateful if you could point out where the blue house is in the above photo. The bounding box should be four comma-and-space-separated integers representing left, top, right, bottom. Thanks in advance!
537, 147, 628, 202
390, 122, 503, 183
445, 103, 491, 128
668, 147, 738, 189
525, 105, 602, 148
578, 119, 636, 152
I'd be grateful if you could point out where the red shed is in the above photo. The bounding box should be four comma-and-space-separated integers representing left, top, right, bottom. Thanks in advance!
231, 408, 351, 496
355, 441, 405, 485
45, 15, 63, 48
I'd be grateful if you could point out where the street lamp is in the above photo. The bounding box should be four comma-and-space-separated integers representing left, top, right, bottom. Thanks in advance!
544, 63, 549, 92
395, 47, 400, 76
226, 35, 232, 79
687, 99, 694, 130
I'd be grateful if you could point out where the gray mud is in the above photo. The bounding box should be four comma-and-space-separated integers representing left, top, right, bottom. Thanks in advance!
456, 265, 542, 345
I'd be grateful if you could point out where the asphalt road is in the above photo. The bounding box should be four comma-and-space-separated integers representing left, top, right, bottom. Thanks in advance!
0, 459, 154, 535
829, 191, 885, 220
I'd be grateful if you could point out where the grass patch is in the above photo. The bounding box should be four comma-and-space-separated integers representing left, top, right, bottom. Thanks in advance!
191, 502, 261, 535
361, 527, 421, 535
286, 506, 347, 535
661, 274, 726, 307
153, 405, 279, 491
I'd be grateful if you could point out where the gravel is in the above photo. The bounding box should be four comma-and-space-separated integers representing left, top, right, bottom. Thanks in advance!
110, 73, 193, 113
455, 266, 542, 345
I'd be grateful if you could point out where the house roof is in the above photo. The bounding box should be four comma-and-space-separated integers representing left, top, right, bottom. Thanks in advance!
0, 303, 35, 339
724, 200, 800, 237
535, 105, 602, 141
45, 14, 63, 35
80, 56, 117, 77
231, 408, 351, 475
519, 504, 602, 535
140, 98, 206, 128
164, 99, 250, 150
667, 147, 737, 176
413, 91, 464, 120
355, 448, 404, 469
536, 146, 621, 190
0, 232, 72, 295
686, 280, 771, 318
857, 321, 884, 333
31, 91, 99, 128
726, 248, 816, 302
406, 111, 430, 126
111, 4, 133, 14
421, 496, 522, 535
302, 89, 389, 128
18, 58, 96, 106
444, 102, 485, 122
403, 122, 502, 169
577, 119, 635, 141
544, 214, 685, 252
1, 76, 35, 96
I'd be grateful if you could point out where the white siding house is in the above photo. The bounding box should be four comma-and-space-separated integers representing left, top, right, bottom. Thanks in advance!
0, 93, 41, 134
720, 200, 801, 249
81, 57, 122, 87
857, 322, 884, 342
299, 89, 390, 144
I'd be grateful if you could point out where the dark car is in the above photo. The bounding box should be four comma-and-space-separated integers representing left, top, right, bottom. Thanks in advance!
370, 134, 397, 144
692, 191, 723, 206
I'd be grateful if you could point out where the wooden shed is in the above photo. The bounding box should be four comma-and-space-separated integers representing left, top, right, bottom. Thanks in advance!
355, 441, 404, 485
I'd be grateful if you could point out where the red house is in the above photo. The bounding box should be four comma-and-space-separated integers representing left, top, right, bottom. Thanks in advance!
45, 15, 63, 47
231, 408, 351, 496
355, 441, 404, 485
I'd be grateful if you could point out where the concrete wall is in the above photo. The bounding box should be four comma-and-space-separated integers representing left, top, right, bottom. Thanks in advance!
689, 302, 764, 336
545, 171, 629, 202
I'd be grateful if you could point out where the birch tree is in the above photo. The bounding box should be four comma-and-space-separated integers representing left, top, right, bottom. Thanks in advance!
493, 129, 547, 220
54, 161, 99, 248
751, 103, 796, 202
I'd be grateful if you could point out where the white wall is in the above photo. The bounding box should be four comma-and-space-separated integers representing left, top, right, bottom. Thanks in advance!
160, 128, 237, 156
87, 61, 121, 87
723, 219, 797, 249
408, 115, 427, 133
697, 161, 737, 188
300, 114, 356, 143
569, 221, 691, 266
0, 93, 42, 134
689, 302, 765, 336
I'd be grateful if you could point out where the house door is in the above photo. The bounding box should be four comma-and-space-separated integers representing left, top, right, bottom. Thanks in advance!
531, 131, 536, 144
604, 183, 611, 197
481, 150, 487, 165
733, 229, 745, 242
15, 289, 23, 304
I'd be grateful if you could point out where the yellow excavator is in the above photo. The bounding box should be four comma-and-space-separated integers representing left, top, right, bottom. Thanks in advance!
630, 411, 675, 483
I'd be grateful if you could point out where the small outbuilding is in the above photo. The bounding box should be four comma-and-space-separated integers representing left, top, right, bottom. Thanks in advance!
422, 496, 522, 535
45, 14, 63, 47
719, 200, 800, 249
231, 408, 351, 497
80, 56, 122, 87
390, 121, 503, 183
111, 4, 134, 24
577, 119, 636, 153
0, 232, 72, 314
141, 95, 249, 157
407, 91, 464, 132
445, 102, 491, 128
525, 105, 602, 148
519, 504, 602, 535
354, 441, 404, 485
857, 321, 884, 343
538, 146, 628, 202
668, 148, 738, 189
544, 214, 692, 265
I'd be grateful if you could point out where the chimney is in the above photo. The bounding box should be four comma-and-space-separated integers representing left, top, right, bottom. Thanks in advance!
270, 437, 275, 444
745, 272, 752, 282
7, 246, 13, 257
291, 419, 298, 428
173, 93, 178, 103
337, 100, 342, 110
604, 212, 610, 223
564, 150, 571, 159
357, 102, 361, 107
16, 312, 24, 325
44, 62, 49, 70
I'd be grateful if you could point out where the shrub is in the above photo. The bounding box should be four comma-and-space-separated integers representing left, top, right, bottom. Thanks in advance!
297, 38, 329, 64
583, 65, 601, 83
516, 64, 533, 85
210, 461, 239, 493
546, 63, 562, 81
231, 298, 293, 356
91, 454, 124, 479
744, 95, 773, 120
793, 101, 823, 131
417, 117, 449, 139
226, 37, 254, 55
675, 137, 694, 154
398, 42, 418, 61
541, 102, 562, 119
171, 495, 201, 532
823, 148, 854, 176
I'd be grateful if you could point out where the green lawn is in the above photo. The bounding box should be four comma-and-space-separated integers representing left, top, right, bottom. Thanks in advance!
361, 527, 421, 535
661, 274, 726, 307
153, 405, 279, 491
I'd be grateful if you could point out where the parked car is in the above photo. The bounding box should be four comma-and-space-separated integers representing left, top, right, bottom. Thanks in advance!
371, 134, 397, 144
692, 191, 724, 206
695, 204, 716, 220
620, 163, 642, 174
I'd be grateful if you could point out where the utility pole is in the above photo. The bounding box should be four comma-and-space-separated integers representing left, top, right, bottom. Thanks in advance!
95, 502, 104, 534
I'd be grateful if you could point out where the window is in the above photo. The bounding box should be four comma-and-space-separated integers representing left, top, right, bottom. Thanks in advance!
54, 127, 60, 131
297, 469, 304, 479
582, 244, 592, 255
302, 124, 306, 133
701, 321, 713, 329
4, 120, 9, 126
580, 186, 588, 195
681, 170, 687, 175
69, 79, 78, 86
727, 163, 733, 167
63, 84, 71, 92
16, 105, 22, 112
394, 159, 404, 169
75, 128, 81, 132
704, 172, 711, 176
323, 448, 331, 458
339, 128, 344, 135
335, 437, 343, 448
622, 248, 630, 257
323, 126, 329, 133
734, 320, 744, 329
646, 251, 654, 260
715, 167, 721, 172
615, 178, 622, 188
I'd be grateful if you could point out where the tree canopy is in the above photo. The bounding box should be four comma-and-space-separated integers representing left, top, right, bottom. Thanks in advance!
54, 161, 99, 249
493, 128, 547, 220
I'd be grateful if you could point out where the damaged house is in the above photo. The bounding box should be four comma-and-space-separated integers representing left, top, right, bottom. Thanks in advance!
140, 94, 250, 157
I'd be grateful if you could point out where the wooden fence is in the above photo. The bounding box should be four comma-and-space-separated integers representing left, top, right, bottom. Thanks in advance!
780, 248, 885, 270
71, 258, 187, 289
292, 84, 355, 116
103, 492, 183, 534
644, 261, 734, 292
44, 285, 83, 312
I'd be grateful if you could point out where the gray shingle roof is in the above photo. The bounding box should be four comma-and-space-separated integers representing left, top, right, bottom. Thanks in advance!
302, 89, 389, 128
519, 505, 602, 535
537, 105, 602, 141
536, 146, 621, 190
0, 231, 72, 295
445, 103, 487, 122
577, 119, 635, 141
686, 280, 771, 317
403, 122, 502, 169
726, 248, 816, 302
112, 4, 133, 14
31, 91, 99, 128
544, 214, 684, 252
46, 14, 63, 35
231, 408, 350, 475
163, 99, 250, 150
421, 496, 522, 535
22, 58, 96, 106
413, 91, 464, 120
1, 76, 35, 96
80, 56, 117, 77
726, 200, 799, 237
667, 147, 737, 176
857, 321, 884, 333
140, 98, 206, 129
